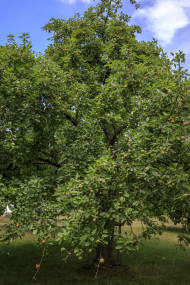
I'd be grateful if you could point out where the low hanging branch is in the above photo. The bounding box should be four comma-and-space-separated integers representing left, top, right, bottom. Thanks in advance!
32, 245, 47, 282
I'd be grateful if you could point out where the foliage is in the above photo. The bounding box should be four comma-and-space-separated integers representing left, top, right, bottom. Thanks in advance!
0, 0, 189, 265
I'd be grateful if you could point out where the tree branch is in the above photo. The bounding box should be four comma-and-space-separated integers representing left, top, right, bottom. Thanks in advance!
102, 121, 128, 146
102, 123, 113, 144
37, 157, 61, 168
65, 113, 78, 126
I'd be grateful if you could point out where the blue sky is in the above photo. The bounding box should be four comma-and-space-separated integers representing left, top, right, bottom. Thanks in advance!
0, 0, 190, 70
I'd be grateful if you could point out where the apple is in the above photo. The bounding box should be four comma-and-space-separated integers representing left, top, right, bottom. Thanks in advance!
42, 240, 46, 244
36, 264, 40, 269
16, 223, 19, 227
78, 256, 83, 260
88, 248, 92, 253
100, 258, 104, 264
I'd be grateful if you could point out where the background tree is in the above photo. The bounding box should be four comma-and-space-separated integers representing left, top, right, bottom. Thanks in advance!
0, 0, 189, 264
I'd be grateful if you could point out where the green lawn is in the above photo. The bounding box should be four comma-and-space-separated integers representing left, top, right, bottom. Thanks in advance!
0, 216, 189, 285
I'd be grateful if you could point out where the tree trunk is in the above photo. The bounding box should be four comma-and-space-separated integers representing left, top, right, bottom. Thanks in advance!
96, 228, 115, 265
96, 243, 113, 265
117, 222, 122, 264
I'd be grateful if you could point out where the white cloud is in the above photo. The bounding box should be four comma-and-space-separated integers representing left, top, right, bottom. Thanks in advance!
59, 0, 91, 5
134, 0, 190, 45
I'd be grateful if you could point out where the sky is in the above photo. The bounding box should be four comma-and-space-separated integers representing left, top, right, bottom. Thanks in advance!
0, 0, 190, 70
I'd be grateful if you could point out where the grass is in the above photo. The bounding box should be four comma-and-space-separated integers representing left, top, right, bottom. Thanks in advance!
0, 214, 11, 224
0, 215, 189, 285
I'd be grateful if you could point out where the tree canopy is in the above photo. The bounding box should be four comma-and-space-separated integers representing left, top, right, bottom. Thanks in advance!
0, 0, 189, 264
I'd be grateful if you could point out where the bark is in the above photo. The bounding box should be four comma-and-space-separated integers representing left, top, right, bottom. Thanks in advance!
99, 121, 128, 265
65, 113, 78, 126
36, 157, 61, 168
96, 244, 113, 265
88, 252, 93, 267
102, 121, 128, 146
96, 228, 115, 265
117, 221, 122, 264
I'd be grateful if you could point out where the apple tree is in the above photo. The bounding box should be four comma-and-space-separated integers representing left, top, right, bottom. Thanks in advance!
0, 0, 189, 264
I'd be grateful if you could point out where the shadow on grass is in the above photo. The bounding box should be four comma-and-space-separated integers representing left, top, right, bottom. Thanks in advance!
0, 237, 190, 285
164, 226, 189, 234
